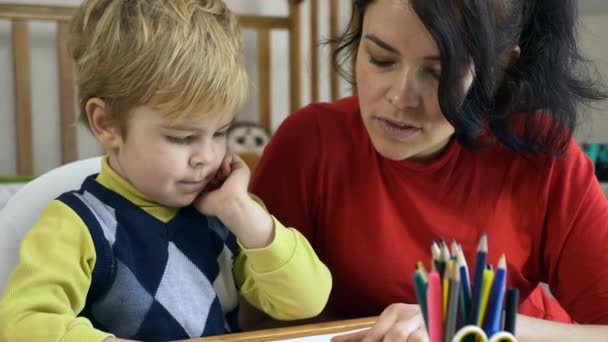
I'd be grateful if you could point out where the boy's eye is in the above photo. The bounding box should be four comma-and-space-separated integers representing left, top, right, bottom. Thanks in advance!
166, 135, 195, 144
213, 130, 228, 138
368, 54, 394, 68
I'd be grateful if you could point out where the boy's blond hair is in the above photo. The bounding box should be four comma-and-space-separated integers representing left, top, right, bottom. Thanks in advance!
70, 0, 247, 130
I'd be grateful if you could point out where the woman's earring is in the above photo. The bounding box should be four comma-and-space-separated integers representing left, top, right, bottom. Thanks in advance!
509, 46, 521, 67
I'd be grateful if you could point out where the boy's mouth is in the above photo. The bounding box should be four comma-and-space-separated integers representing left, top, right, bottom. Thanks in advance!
177, 179, 207, 191
180, 179, 205, 184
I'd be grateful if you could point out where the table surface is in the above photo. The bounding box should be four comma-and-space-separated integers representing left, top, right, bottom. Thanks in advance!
177, 316, 377, 342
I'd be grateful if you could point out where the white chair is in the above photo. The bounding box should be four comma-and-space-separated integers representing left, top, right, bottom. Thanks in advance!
0, 157, 103, 292
0, 183, 28, 210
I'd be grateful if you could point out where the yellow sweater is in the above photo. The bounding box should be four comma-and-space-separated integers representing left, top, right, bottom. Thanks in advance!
0, 159, 331, 342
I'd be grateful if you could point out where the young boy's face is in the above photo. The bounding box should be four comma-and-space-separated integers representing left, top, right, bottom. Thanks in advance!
109, 106, 234, 207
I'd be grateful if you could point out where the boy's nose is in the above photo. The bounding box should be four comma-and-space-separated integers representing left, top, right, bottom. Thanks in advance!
189, 144, 215, 167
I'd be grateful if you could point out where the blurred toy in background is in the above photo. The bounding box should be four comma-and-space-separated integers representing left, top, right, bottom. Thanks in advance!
228, 122, 271, 172
582, 143, 608, 181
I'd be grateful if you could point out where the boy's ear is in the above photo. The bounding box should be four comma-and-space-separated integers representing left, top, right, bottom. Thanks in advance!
86, 98, 122, 149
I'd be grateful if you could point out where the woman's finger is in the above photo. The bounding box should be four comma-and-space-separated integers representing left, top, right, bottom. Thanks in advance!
358, 304, 407, 341
405, 327, 429, 342
381, 314, 423, 342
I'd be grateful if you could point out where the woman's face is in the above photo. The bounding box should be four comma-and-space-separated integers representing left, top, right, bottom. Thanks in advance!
356, 0, 473, 161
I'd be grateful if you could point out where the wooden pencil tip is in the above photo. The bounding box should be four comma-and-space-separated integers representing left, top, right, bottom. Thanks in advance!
478, 233, 488, 252
451, 239, 459, 254
498, 254, 507, 268
456, 249, 464, 263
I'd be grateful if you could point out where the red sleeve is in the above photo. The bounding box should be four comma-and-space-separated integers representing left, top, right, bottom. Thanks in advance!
249, 105, 323, 242
543, 141, 608, 323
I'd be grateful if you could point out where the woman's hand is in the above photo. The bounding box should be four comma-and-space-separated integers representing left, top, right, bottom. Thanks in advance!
332, 304, 428, 342
515, 314, 608, 342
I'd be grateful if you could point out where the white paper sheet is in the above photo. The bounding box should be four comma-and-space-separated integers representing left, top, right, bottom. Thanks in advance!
270, 328, 369, 342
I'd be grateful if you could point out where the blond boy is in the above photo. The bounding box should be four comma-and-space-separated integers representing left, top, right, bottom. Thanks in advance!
0, 1, 331, 341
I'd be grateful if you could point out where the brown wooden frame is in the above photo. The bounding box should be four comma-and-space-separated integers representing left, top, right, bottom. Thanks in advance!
0, 1, 345, 176
189, 316, 375, 341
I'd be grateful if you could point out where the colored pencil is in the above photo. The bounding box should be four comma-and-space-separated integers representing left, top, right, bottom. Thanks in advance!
417, 261, 429, 283
432, 241, 442, 273
457, 246, 472, 324
477, 265, 495, 326
504, 288, 519, 335
483, 254, 507, 336
440, 239, 451, 279
468, 233, 488, 326
442, 260, 454, 319
444, 262, 460, 342
427, 271, 443, 342
414, 268, 430, 330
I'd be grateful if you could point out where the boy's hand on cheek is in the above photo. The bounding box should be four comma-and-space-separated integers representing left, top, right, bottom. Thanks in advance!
195, 153, 250, 217
194, 153, 274, 248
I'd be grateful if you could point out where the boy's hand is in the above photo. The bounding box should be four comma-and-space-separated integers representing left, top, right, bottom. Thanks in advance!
194, 153, 275, 249
195, 152, 250, 218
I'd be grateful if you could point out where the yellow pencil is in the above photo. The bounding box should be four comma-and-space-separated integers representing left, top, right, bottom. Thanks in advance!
477, 265, 495, 326
443, 260, 454, 320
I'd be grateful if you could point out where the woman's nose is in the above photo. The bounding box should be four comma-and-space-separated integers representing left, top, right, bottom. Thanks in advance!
386, 68, 421, 109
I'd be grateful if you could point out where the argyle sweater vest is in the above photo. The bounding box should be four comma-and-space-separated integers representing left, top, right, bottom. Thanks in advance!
57, 176, 240, 341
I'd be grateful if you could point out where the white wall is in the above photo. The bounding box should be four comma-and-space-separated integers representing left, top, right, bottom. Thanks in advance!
574, 14, 608, 143
1, 0, 607, 175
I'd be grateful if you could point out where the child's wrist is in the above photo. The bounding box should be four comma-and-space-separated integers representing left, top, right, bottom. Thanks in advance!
218, 194, 275, 249
214, 192, 253, 222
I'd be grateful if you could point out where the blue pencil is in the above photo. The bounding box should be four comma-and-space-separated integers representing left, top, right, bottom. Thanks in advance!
483, 254, 507, 336
468, 233, 488, 326
457, 246, 472, 323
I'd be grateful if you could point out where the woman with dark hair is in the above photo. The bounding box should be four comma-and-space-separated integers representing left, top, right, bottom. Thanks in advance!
250, 0, 608, 340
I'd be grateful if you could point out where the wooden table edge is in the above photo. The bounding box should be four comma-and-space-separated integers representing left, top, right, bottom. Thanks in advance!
184, 316, 377, 341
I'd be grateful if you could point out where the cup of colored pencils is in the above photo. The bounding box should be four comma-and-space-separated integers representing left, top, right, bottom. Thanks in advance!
413, 234, 519, 342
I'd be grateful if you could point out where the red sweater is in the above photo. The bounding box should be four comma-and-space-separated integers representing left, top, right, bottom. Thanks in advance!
250, 96, 608, 324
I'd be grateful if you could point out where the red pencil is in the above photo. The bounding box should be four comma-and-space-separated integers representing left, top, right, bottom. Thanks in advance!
427, 271, 443, 342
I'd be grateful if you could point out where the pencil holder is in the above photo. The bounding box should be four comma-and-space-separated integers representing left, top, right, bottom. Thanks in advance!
452, 325, 516, 342
413, 235, 519, 342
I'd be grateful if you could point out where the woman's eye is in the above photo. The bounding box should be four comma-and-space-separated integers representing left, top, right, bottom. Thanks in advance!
368, 54, 394, 68
426, 68, 441, 79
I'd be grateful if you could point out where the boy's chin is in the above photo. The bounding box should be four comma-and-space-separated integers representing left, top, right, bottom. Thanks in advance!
158, 194, 198, 208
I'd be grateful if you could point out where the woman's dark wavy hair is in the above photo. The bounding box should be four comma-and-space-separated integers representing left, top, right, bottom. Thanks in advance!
332, 0, 607, 155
